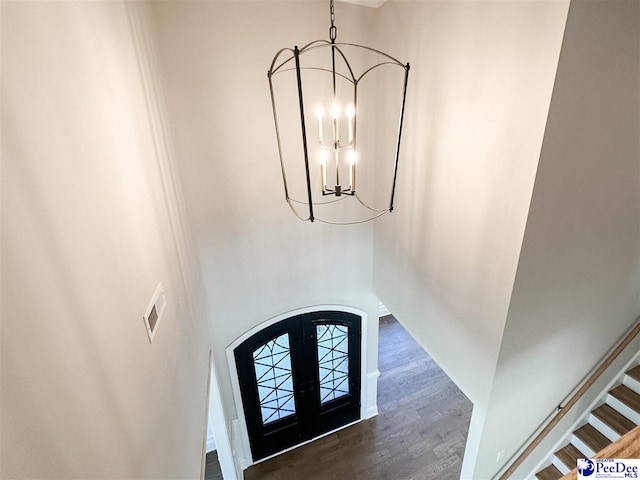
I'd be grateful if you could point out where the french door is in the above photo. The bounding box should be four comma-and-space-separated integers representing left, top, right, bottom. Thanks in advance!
234, 311, 361, 461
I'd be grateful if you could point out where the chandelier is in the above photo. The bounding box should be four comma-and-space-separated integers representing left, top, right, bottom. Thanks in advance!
268, 0, 410, 224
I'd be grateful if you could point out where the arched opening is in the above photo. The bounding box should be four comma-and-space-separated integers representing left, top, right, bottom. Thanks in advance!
233, 310, 362, 461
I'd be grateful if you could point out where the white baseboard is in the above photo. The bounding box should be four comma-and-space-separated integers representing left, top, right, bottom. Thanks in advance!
365, 405, 379, 419
379, 303, 390, 317
364, 369, 380, 419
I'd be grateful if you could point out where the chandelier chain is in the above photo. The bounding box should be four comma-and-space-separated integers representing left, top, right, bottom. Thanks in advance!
329, 0, 337, 42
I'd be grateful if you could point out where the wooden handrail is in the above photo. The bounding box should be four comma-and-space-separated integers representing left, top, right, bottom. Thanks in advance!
497, 317, 640, 480
559, 425, 640, 480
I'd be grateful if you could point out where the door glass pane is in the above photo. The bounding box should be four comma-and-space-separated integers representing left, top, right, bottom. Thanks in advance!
252, 333, 295, 425
316, 324, 349, 404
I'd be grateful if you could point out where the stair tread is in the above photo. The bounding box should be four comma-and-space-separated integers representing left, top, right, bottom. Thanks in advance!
592, 403, 636, 436
610, 384, 640, 413
555, 443, 586, 469
626, 364, 640, 383
574, 423, 610, 453
536, 463, 564, 480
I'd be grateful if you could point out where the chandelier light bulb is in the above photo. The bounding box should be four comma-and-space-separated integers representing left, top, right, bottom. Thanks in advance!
319, 149, 327, 188
331, 102, 340, 119
346, 104, 355, 119
316, 106, 324, 144
349, 150, 356, 191
346, 104, 355, 145
319, 149, 327, 165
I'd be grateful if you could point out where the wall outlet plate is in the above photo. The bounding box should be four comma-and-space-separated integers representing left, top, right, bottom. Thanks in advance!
143, 282, 166, 343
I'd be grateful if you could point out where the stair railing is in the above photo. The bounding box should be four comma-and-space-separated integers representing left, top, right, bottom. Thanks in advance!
495, 315, 640, 480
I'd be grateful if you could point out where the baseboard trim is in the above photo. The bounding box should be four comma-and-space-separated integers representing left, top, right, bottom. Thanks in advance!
365, 406, 379, 419
364, 369, 380, 419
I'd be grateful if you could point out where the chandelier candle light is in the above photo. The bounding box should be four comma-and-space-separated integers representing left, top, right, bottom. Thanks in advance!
268, 0, 410, 224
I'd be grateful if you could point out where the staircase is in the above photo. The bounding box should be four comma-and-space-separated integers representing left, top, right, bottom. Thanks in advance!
534, 364, 640, 480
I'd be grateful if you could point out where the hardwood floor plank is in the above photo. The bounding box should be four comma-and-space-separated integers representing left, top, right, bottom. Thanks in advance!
536, 463, 563, 480
610, 384, 640, 414
244, 315, 472, 480
592, 403, 636, 436
555, 443, 585, 469
204, 451, 223, 480
574, 423, 610, 453
626, 365, 640, 383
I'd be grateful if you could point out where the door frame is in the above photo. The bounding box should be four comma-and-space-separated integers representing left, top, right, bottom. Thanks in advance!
202, 350, 238, 479
226, 305, 372, 470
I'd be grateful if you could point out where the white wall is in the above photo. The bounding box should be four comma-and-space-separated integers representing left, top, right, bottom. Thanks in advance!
477, 1, 640, 478
374, 0, 569, 407
147, 0, 381, 466
9, 2, 633, 479
371, 1, 569, 476
1, 2, 211, 478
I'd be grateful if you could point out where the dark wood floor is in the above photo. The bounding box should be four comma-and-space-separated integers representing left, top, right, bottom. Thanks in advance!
205, 450, 223, 480
244, 315, 473, 480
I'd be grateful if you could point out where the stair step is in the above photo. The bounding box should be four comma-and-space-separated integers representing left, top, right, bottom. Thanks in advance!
553, 454, 571, 475
610, 384, 640, 413
574, 423, 610, 453
555, 443, 586, 469
536, 463, 564, 480
592, 403, 636, 436
626, 364, 640, 383
624, 369, 640, 395
534, 364, 640, 479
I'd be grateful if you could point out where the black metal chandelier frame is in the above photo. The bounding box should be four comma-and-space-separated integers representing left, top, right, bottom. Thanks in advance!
267, 0, 410, 224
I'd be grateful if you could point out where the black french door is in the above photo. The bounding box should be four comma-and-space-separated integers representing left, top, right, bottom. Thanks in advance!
234, 311, 361, 461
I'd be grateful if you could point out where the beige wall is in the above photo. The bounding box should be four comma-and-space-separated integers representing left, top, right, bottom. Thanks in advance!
4, 1, 638, 478
148, 1, 381, 439
478, 1, 640, 478
371, 1, 569, 476
1, 2, 211, 478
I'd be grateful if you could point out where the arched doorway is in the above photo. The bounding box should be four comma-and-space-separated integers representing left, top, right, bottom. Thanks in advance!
234, 310, 362, 461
